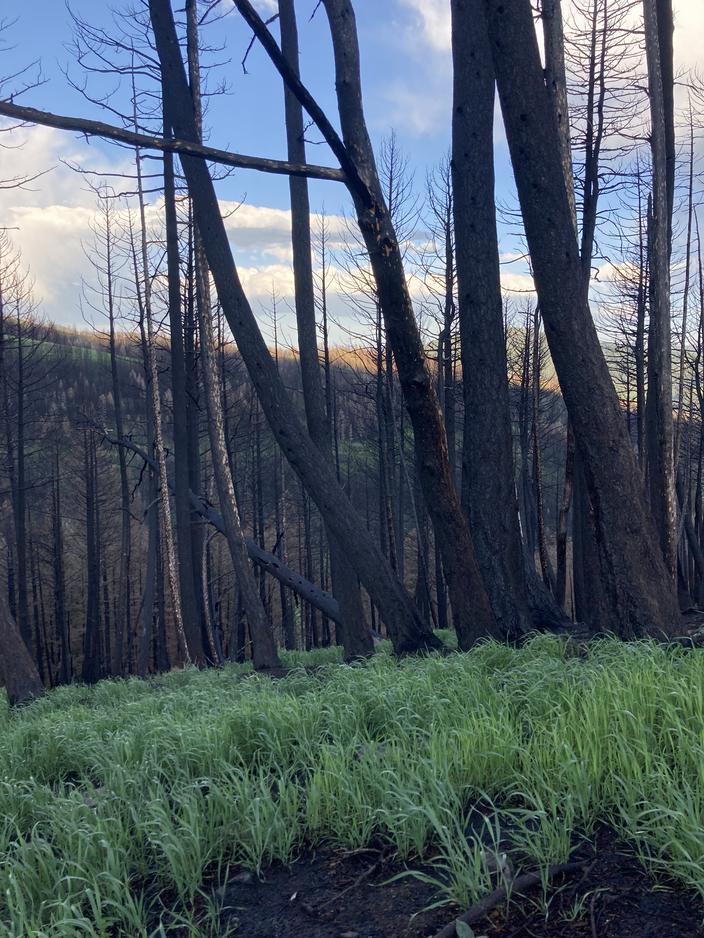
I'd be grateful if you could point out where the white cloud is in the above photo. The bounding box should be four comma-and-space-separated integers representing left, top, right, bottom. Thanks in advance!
674, 0, 704, 71
395, 0, 703, 67
383, 81, 450, 137
397, 0, 450, 54
500, 271, 537, 296
0, 125, 353, 327
238, 263, 296, 298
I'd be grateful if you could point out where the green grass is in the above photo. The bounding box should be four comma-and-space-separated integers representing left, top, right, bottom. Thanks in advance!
1, 635, 704, 936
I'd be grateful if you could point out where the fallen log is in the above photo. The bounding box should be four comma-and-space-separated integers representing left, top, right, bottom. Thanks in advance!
433, 861, 585, 938
103, 433, 342, 624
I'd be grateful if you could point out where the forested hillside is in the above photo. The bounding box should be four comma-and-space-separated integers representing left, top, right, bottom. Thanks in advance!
1, 309, 571, 681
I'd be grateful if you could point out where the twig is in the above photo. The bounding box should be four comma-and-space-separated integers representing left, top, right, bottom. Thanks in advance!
315, 851, 385, 911
241, 13, 279, 73
590, 890, 599, 938
433, 862, 586, 938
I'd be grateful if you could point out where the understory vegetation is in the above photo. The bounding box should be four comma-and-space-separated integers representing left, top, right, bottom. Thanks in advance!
2, 636, 704, 936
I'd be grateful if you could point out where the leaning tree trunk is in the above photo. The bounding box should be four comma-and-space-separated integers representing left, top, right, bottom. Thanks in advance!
317, 0, 497, 649
483, 0, 680, 638
149, 0, 439, 655
278, 0, 372, 659
185, 1, 280, 670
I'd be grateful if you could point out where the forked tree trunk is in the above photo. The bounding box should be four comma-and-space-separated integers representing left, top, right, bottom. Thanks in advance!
452, 0, 533, 638
483, 0, 680, 638
149, 0, 439, 654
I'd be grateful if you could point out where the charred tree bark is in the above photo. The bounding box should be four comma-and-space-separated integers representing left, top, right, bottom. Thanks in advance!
11, 304, 30, 653
278, 0, 371, 658
104, 203, 131, 676
555, 423, 574, 609
133, 133, 195, 666
0, 573, 44, 706
186, 1, 279, 669
452, 0, 534, 638
317, 0, 497, 649
162, 85, 206, 665
483, 0, 680, 638
52, 445, 71, 684
644, 0, 677, 581
149, 0, 439, 654
82, 432, 102, 684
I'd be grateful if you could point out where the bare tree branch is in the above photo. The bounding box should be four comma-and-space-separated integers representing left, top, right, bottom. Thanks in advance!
0, 98, 347, 182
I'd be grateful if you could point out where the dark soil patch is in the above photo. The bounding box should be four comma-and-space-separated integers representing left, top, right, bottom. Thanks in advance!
217, 827, 703, 937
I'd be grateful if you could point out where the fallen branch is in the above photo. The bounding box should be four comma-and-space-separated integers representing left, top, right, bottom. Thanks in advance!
102, 433, 343, 624
312, 850, 386, 912
0, 99, 346, 183
433, 861, 585, 938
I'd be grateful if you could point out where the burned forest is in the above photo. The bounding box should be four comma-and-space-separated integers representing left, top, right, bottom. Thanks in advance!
1, 1, 704, 936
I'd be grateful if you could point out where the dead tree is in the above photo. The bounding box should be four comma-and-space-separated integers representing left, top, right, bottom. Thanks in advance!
277, 0, 371, 658
185, 0, 280, 669
644, 0, 677, 580
148, 0, 439, 654
451, 0, 535, 638
0, 562, 43, 706
482, 0, 680, 637
230, 0, 497, 648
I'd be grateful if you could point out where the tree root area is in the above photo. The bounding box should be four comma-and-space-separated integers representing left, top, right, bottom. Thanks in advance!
217, 827, 703, 937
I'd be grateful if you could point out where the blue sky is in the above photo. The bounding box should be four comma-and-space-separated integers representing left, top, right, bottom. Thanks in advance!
1, 0, 702, 335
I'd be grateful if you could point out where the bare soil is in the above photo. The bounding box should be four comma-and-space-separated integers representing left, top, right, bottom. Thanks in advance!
217, 826, 703, 938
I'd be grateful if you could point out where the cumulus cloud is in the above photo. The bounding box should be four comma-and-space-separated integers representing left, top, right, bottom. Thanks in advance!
395, 0, 702, 62
399, 0, 450, 53
0, 125, 353, 328
674, 0, 704, 70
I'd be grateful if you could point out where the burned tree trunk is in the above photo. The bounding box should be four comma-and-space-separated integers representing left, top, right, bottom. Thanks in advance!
644, 0, 677, 581
81, 431, 102, 684
103, 198, 131, 676
483, 0, 680, 638
317, 0, 497, 649
278, 0, 371, 658
0, 572, 44, 706
451, 0, 534, 638
185, 0, 280, 669
52, 446, 72, 684
162, 86, 206, 664
149, 0, 439, 654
